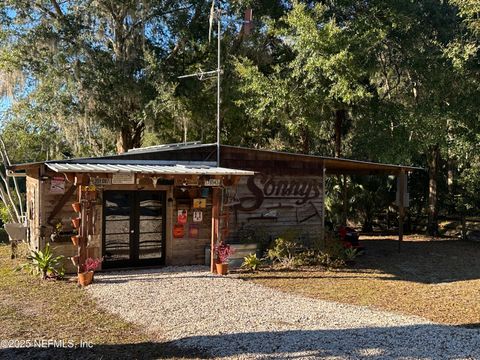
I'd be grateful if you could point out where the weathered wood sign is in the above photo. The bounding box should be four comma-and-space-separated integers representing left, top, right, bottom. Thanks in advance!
90, 177, 112, 186
224, 173, 324, 244
112, 173, 135, 185
204, 178, 221, 187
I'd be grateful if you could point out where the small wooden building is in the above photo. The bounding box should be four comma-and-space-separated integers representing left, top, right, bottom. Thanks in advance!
9, 142, 418, 272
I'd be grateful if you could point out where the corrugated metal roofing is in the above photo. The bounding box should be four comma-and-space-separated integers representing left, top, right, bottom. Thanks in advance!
46, 162, 254, 176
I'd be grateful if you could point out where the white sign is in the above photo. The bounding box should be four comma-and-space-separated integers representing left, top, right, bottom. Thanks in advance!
193, 210, 203, 223
90, 177, 112, 186
50, 177, 65, 194
204, 178, 221, 187
112, 173, 135, 185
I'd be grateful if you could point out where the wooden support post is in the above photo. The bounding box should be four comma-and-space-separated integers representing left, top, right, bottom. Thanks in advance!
211, 187, 221, 273
398, 169, 406, 252
321, 164, 326, 249
75, 174, 90, 275
78, 186, 87, 273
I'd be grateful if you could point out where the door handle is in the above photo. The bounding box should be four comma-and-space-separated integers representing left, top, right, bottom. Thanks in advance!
130, 229, 134, 234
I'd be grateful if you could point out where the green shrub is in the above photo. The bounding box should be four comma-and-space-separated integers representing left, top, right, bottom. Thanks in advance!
294, 250, 318, 266
316, 252, 346, 269
241, 253, 262, 272
267, 235, 299, 268
17, 243, 65, 279
344, 247, 362, 262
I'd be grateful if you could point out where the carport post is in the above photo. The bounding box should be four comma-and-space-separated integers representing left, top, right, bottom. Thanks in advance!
211, 187, 221, 273
321, 163, 326, 248
398, 169, 406, 252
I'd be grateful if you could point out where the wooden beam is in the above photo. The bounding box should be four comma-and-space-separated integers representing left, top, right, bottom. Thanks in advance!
78, 186, 87, 274
398, 169, 406, 252
321, 164, 326, 248
46, 185, 76, 226
210, 187, 220, 273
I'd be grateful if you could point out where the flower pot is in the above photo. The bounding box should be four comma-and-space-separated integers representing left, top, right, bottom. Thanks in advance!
71, 255, 79, 267
71, 217, 81, 229
216, 263, 229, 275
77, 271, 94, 286
71, 235, 80, 246
71, 202, 81, 213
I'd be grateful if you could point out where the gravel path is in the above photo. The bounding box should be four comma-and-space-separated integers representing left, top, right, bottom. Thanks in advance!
87, 267, 480, 359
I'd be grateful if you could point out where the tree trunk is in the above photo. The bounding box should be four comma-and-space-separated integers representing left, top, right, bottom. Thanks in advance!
427, 144, 440, 236
334, 109, 346, 158
116, 122, 144, 153
334, 109, 348, 225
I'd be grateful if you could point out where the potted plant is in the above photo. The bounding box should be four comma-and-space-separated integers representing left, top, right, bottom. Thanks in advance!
214, 242, 235, 275
78, 257, 103, 287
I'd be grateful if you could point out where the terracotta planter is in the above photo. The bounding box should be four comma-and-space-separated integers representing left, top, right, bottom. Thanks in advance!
77, 271, 94, 286
71, 202, 81, 213
216, 263, 229, 275
71, 217, 81, 229
71, 255, 79, 267
71, 235, 80, 246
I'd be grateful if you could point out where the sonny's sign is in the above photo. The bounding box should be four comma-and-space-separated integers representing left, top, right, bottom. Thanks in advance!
233, 173, 323, 212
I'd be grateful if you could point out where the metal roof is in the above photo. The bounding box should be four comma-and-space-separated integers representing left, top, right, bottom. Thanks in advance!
126, 141, 206, 154
9, 142, 423, 175
46, 162, 254, 176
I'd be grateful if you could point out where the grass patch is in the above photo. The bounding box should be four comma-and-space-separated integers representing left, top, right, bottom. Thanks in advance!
0, 244, 207, 359
240, 235, 480, 326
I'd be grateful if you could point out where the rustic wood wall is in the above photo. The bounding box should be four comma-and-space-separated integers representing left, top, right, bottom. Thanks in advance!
170, 187, 212, 265
26, 169, 40, 250
224, 173, 324, 249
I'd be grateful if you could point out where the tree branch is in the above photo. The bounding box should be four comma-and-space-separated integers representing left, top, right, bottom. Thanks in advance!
51, 0, 64, 17
0, 137, 24, 218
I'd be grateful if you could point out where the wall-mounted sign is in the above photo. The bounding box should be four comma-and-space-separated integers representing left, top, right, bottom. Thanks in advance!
177, 209, 188, 224
232, 174, 323, 212
173, 223, 184, 238
90, 177, 112, 186
193, 198, 207, 209
204, 178, 221, 187
189, 224, 199, 238
174, 177, 199, 187
50, 177, 65, 194
112, 173, 135, 185
193, 210, 203, 223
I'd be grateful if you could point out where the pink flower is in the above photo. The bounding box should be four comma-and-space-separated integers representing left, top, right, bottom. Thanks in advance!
214, 242, 235, 264
84, 257, 103, 272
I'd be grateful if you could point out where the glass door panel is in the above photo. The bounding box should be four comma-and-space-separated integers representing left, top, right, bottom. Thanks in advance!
137, 192, 164, 260
103, 192, 132, 263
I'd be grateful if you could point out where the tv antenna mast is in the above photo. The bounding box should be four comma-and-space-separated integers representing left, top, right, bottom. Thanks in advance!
178, 0, 222, 166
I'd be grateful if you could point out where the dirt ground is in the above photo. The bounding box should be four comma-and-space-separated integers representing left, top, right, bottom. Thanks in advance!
240, 235, 480, 327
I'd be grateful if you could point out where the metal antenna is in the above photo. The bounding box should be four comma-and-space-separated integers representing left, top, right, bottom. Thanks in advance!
178, 2, 222, 166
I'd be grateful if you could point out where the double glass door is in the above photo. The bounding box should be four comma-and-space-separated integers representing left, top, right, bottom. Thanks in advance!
102, 191, 166, 268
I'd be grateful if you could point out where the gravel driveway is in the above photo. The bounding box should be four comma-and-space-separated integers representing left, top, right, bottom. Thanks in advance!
87, 267, 480, 359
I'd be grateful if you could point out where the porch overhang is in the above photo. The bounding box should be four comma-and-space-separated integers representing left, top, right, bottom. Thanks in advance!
45, 162, 254, 177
